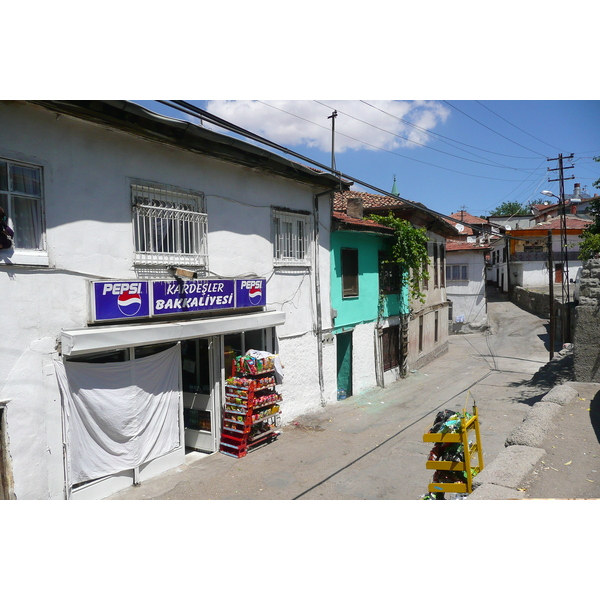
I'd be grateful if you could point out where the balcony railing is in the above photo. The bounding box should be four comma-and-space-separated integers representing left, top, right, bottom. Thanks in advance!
512, 251, 580, 263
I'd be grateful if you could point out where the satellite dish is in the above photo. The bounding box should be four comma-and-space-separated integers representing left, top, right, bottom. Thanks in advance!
505, 225, 512, 230
456, 224, 465, 233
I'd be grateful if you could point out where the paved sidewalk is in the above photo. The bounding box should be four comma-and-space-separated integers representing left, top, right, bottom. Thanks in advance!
520, 381, 600, 499
106, 291, 600, 501
108, 296, 589, 500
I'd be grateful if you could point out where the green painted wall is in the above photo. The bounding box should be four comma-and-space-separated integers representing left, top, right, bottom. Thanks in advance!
331, 230, 409, 334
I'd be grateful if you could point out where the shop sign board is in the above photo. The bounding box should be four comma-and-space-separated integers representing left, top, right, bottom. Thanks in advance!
91, 278, 266, 323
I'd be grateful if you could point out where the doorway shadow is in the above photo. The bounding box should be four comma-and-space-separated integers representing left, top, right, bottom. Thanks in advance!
590, 390, 600, 444
485, 285, 506, 303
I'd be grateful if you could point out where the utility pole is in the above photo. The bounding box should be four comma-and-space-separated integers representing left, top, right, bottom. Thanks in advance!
328, 110, 337, 171
547, 153, 574, 342
547, 230, 554, 360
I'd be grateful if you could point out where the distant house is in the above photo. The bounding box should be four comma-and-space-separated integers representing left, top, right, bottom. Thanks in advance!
334, 189, 456, 373
489, 214, 591, 292
444, 211, 493, 332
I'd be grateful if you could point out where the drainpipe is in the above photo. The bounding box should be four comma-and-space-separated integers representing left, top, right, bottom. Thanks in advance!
314, 187, 337, 407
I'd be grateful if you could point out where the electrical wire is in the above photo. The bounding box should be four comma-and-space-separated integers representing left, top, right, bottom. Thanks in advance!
474, 100, 564, 152
359, 100, 545, 160
312, 100, 542, 173
157, 100, 580, 244
442, 101, 549, 158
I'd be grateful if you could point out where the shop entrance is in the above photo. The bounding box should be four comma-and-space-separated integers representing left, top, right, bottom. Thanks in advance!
181, 337, 219, 453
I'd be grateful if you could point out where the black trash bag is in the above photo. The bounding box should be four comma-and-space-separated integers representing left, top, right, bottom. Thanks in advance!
429, 409, 459, 433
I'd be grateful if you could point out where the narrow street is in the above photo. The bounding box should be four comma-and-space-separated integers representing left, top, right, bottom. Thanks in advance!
109, 289, 556, 500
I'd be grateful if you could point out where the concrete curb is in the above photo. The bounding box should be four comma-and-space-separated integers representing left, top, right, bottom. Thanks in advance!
468, 483, 527, 500
467, 384, 579, 500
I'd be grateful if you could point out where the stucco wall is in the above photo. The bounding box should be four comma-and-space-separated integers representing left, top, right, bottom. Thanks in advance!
446, 249, 487, 332
0, 101, 336, 499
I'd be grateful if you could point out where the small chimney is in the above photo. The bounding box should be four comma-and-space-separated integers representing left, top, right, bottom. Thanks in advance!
346, 197, 363, 219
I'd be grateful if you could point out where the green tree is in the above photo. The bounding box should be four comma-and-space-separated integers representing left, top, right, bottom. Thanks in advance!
489, 200, 533, 216
370, 213, 430, 302
579, 156, 600, 259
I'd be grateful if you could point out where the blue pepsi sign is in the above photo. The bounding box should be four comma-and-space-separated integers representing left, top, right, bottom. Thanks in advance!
236, 279, 266, 308
93, 281, 151, 321
91, 278, 266, 322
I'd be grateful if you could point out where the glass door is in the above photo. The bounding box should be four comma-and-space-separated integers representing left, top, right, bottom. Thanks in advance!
181, 337, 218, 452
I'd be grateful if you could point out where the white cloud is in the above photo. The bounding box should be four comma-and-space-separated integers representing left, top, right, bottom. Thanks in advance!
205, 100, 449, 153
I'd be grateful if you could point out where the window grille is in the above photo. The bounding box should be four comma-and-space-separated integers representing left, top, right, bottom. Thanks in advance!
272, 209, 311, 266
379, 251, 401, 294
131, 181, 208, 268
382, 325, 400, 371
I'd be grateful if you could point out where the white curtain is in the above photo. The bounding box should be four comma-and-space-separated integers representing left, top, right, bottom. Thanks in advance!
55, 345, 181, 485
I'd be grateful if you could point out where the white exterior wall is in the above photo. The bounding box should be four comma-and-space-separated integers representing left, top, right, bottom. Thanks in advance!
446, 250, 487, 331
0, 102, 336, 499
407, 232, 449, 371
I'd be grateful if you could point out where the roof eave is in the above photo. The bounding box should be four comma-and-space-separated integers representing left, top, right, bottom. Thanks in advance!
29, 100, 344, 189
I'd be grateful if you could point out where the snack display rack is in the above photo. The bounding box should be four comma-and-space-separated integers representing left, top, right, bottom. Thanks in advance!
422, 402, 484, 496
219, 354, 281, 458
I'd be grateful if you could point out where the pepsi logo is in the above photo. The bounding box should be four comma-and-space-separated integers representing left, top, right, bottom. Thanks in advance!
248, 286, 262, 305
117, 291, 142, 316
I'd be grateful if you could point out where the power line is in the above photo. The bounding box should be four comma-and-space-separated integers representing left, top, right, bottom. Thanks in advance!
442, 101, 548, 158
360, 100, 543, 160
253, 100, 540, 182
313, 100, 542, 173
156, 100, 556, 243
475, 100, 563, 152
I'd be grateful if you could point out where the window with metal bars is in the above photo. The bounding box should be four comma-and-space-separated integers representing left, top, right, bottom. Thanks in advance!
382, 325, 400, 371
379, 251, 401, 294
131, 181, 208, 268
272, 209, 311, 266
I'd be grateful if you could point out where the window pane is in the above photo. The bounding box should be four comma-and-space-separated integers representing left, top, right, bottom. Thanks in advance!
342, 248, 358, 297
283, 221, 293, 258
461, 265, 468, 280
11, 165, 41, 196
14, 195, 42, 249
297, 220, 305, 260
0, 162, 8, 191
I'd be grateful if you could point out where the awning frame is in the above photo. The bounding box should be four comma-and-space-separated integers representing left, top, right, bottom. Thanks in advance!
61, 310, 286, 356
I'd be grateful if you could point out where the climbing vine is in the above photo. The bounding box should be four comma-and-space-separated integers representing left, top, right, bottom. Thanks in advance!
371, 213, 430, 302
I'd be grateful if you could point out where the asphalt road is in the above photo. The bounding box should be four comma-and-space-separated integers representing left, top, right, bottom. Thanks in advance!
108, 288, 577, 501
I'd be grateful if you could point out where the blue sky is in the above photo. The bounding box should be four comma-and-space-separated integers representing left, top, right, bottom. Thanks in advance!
133, 100, 600, 219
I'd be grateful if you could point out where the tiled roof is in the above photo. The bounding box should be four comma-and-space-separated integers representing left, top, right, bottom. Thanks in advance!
331, 211, 394, 234
443, 211, 490, 236
531, 215, 591, 231
446, 240, 490, 252
333, 190, 409, 211
332, 190, 457, 237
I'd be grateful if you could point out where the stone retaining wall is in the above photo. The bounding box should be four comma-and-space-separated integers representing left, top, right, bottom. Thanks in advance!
574, 258, 600, 382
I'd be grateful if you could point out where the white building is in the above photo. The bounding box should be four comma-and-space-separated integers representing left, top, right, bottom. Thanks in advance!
0, 100, 341, 500
489, 215, 590, 292
445, 241, 489, 332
